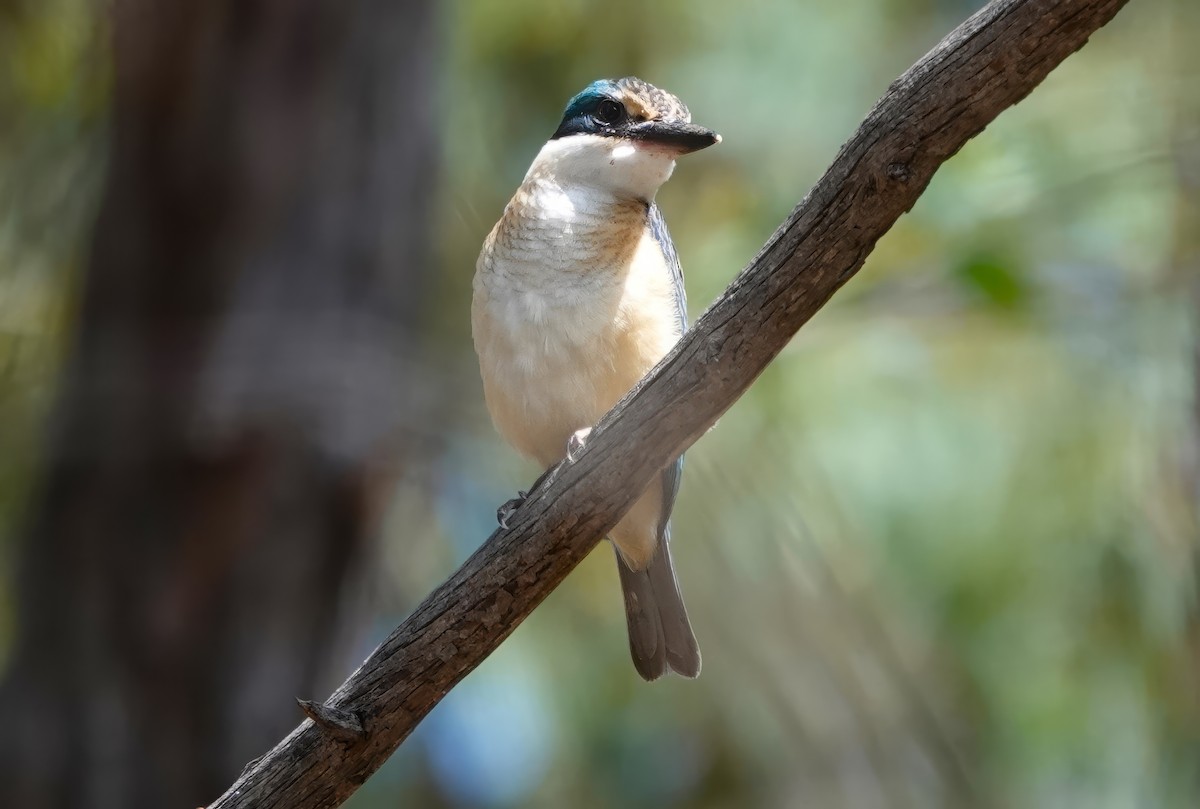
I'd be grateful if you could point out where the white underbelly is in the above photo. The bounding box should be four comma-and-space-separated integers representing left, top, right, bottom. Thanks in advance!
472, 199, 682, 466
476, 290, 630, 463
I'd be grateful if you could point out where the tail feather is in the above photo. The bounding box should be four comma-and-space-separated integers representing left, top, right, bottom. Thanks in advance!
615, 531, 700, 681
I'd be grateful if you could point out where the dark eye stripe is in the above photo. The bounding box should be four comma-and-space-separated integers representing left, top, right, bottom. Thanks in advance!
551, 93, 628, 139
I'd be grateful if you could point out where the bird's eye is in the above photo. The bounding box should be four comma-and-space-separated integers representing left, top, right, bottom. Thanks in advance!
593, 99, 624, 126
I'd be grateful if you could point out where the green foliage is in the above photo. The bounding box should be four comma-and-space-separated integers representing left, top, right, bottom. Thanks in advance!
0, 0, 105, 635
954, 252, 1028, 310
413, 0, 1200, 806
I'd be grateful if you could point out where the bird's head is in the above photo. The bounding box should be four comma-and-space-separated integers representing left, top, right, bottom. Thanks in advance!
530, 77, 720, 202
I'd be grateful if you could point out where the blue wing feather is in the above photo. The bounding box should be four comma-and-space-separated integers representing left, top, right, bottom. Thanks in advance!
647, 203, 687, 540
648, 203, 688, 334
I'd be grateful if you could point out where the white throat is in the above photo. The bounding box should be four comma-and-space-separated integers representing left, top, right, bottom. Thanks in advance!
525, 134, 677, 202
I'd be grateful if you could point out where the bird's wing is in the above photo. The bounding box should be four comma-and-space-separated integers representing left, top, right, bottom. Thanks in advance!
648, 202, 688, 335
647, 202, 687, 540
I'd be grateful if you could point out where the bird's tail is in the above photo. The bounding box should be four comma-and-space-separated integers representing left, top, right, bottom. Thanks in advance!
615, 531, 701, 681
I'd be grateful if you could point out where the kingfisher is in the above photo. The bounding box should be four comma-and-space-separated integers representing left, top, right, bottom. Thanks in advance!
472, 77, 719, 680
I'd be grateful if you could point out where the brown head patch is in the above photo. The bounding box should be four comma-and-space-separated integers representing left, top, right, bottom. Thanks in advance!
612, 77, 691, 123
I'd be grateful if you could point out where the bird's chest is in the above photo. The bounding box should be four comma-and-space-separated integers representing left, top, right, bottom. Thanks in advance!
473, 210, 680, 462
477, 234, 668, 382
483, 265, 623, 371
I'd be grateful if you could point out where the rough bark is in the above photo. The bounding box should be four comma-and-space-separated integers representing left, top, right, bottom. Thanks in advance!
0, 1, 437, 807
206, 0, 1132, 806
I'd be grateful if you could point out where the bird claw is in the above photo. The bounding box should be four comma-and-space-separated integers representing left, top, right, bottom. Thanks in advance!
496, 491, 527, 529
567, 428, 592, 463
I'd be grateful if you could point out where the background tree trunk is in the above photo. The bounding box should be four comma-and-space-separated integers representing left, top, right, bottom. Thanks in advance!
0, 1, 437, 806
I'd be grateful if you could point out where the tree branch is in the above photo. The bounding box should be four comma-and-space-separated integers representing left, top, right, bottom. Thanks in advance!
209, 0, 1130, 805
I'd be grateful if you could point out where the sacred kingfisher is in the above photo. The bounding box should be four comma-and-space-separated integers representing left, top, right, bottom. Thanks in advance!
472, 77, 719, 680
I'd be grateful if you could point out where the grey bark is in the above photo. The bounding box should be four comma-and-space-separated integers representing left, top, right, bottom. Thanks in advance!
0, 1, 437, 807
206, 0, 1132, 806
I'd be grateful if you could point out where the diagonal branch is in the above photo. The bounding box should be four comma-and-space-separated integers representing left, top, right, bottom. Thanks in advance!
209, 0, 1131, 805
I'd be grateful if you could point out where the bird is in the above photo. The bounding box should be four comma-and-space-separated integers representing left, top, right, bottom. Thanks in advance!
471, 77, 719, 680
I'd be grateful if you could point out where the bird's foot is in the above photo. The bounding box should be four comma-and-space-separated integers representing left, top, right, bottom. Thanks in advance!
496, 491, 527, 529
567, 428, 592, 463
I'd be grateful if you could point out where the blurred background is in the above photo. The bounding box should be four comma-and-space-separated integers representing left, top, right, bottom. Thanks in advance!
1, 0, 1197, 807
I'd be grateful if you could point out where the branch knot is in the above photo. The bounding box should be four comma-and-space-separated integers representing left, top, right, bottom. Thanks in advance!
886, 161, 912, 183
297, 699, 367, 742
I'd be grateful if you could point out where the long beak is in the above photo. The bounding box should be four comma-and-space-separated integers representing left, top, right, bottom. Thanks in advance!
627, 121, 721, 154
